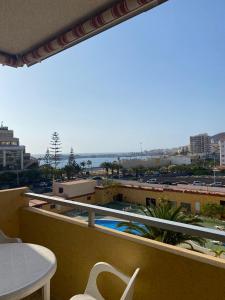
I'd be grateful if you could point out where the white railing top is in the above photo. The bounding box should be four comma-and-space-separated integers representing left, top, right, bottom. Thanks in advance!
25, 192, 225, 243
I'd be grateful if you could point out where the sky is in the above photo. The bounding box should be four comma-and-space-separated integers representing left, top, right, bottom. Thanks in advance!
1, 0, 225, 154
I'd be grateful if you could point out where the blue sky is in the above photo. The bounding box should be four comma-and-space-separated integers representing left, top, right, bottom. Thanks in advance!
1, 0, 225, 154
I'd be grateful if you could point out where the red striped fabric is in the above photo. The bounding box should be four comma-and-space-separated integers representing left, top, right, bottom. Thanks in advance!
0, 0, 166, 67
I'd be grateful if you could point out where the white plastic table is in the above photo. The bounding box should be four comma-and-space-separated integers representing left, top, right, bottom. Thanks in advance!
0, 243, 57, 300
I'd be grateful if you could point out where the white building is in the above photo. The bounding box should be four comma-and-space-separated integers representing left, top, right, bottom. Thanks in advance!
169, 156, 191, 165
0, 123, 34, 170
121, 155, 191, 169
53, 179, 96, 199
219, 140, 225, 166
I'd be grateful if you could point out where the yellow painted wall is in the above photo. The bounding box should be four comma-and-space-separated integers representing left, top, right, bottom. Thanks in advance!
40, 193, 98, 213
20, 208, 225, 300
97, 186, 224, 213
95, 186, 119, 204
40, 185, 224, 215
0, 187, 28, 237
41, 188, 118, 213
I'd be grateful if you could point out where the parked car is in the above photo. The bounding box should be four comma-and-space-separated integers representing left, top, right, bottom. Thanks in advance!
146, 178, 158, 184
162, 181, 172, 185
193, 181, 205, 186
209, 182, 223, 187
92, 176, 103, 180
176, 181, 189, 185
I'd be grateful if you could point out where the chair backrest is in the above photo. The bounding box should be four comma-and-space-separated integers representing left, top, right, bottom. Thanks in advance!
0, 230, 22, 244
84, 262, 140, 300
120, 268, 140, 300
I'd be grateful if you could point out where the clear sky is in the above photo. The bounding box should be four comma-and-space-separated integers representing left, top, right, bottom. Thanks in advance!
1, 0, 225, 154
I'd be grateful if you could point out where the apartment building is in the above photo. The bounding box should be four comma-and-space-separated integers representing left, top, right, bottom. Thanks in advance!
190, 133, 211, 156
0, 124, 34, 170
219, 139, 225, 166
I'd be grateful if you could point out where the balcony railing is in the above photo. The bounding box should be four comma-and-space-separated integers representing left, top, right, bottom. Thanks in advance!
25, 192, 225, 243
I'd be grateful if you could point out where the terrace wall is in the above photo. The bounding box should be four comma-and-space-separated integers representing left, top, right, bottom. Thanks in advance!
20, 207, 225, 300
0, 187, 28, 237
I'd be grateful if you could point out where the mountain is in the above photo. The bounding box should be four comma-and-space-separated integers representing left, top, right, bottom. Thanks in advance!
211, 132, 225, 143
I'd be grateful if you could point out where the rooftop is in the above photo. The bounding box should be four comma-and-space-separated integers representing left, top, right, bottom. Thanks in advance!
56, 179, 96, 186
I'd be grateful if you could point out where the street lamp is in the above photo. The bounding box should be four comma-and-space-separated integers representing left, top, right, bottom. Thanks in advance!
140, 142, 143, 159
117, 156, 120, 179
212, 153, 219, 185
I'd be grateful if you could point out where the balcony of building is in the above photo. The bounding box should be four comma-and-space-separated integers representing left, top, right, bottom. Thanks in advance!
1, 187, 225, 300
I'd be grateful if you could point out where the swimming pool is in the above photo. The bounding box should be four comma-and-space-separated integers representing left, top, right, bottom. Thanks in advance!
95, 219, 144, 235
95, 219, 128, 231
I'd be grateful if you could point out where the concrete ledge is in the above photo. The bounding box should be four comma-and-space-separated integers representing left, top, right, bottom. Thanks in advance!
0, 187, 28, 237
23, 207, 225, 269
20, 206, 225, 300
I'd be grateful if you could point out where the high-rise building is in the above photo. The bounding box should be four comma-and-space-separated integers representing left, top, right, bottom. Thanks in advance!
219, 140, 225, 167
0, 123, 35, 170
190, 133, 210, 155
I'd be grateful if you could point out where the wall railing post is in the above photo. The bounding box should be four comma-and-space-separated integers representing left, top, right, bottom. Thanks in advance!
88, 209, 95, 227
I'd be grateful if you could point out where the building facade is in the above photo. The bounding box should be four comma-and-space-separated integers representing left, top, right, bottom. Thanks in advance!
190, 133, 210, 156
219, 140, 225, 166
121, 155, 191, 169
0, 124, 34, 170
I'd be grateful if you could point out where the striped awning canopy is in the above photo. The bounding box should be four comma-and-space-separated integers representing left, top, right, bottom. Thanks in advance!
0, 0, 167, 68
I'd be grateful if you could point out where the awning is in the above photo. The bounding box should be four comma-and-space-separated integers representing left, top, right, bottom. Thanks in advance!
0, 0, 167, 68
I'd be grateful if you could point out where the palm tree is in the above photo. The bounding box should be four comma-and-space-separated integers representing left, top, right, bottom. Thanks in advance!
111, 161, 119, 176
100, 162, 111, 177
117, 200, 205, 247
86, 160, 92, 172
80, 161, 86, 174
210, 248, 225, 258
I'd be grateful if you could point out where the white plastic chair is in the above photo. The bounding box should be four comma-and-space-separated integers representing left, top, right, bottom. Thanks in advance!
0, 230, 22, 244
70, 262, 140, 300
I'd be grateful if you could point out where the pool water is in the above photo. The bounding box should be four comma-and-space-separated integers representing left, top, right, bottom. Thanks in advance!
95, 219, 128, 231
95, 219, 144, 235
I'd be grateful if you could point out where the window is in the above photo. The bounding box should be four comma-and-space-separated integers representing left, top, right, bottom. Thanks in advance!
167, 200, 177, 208
181, 202, 191, 213
58, 187, 63, 194
114, 194, 123, 202
146, 198, 156, 207
87, 196, 91, 200
50, 204, 56, 209
220, 200, 225, 206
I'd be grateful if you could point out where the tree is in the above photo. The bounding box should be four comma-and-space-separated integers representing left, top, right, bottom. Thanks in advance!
100, 162, 111, 177
201, 203, 224, 219
68, 148, 76, 166
80, 161, 86, 174
86, 160, 92, 170
50, 132, 62, 170
111, 161, 120, 176
64, 164, 80, 179
131, 166, 145, 179
117, 200, 205, 247
43, 148, 52, 167
64, 148, 81, 179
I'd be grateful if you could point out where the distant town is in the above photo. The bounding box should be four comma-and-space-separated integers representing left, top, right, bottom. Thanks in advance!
0, 123, 225, 192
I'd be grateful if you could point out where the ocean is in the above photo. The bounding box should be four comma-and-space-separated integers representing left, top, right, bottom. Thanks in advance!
36, 155, 152, 168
